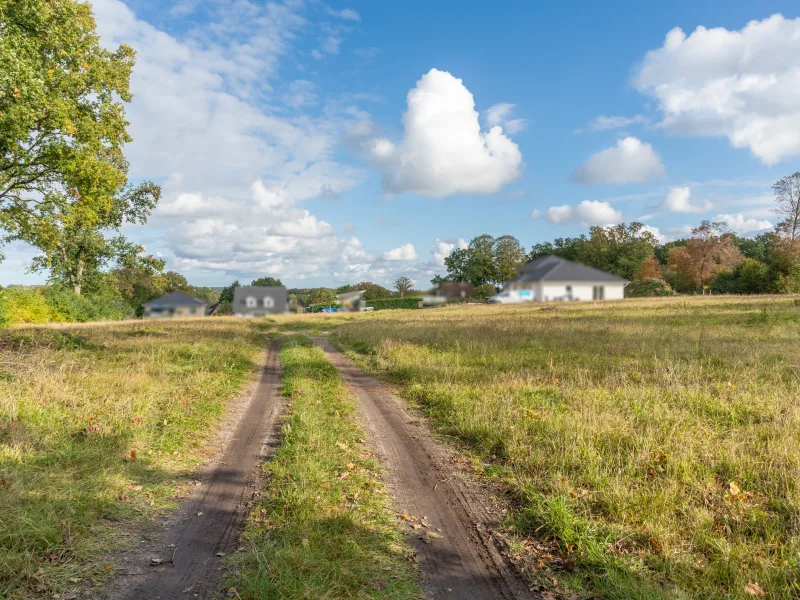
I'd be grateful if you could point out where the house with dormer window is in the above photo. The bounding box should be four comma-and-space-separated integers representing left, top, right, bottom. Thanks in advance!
233, 286, 287, 317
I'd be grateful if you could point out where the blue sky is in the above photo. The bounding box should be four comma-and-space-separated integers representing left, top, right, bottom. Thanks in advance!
3, 0, 800, 287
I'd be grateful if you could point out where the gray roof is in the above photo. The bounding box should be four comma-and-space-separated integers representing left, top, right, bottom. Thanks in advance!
233, 286, 287, 307
143, 291, 207, 307
508, 255, 628, 284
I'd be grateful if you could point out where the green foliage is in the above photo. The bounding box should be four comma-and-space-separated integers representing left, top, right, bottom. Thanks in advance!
366, 297, 421, 310
528, 236, 587, 262
472, 283, 498, 300
624, 278, 675, 298
775, 262, 800, 293
250, 276, 283, 287
0, 288, 9, 328
710, 258, 774, 294
732, 234, 774, 264
0, 286, 63, 324
0, 0, 160, 288
219, 280, 239, 304
42, 284, 131, 322
309, 287, 337, 305
573, 222, 658, 280
444, 234, 526, 286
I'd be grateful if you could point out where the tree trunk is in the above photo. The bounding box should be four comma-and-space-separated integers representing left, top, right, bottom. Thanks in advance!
73, 260, 84, 296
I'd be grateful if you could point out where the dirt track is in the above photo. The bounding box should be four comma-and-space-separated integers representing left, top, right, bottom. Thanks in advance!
317, 338, 536, 600
100, 340, 284, 600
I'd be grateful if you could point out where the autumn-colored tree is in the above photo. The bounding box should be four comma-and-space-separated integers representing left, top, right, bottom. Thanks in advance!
668, 221, 743, 292
634, 255, 663, 281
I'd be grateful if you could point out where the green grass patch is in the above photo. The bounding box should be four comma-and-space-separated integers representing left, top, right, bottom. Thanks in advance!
0, 318, 265, 599
286, 296, 800, 599
227, 335, 420, 600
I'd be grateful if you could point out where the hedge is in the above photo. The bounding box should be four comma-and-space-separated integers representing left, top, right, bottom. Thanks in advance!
365, 297, 421, 310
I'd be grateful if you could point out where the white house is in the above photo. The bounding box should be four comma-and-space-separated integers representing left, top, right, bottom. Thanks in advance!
491, 255, 628, 303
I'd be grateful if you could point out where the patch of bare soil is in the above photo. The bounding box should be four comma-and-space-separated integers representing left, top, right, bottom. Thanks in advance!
95, 339, 284, 600
317, 338, 539, 600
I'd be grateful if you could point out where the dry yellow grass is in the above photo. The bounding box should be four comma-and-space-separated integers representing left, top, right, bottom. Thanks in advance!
276, 297, 800, 599
0, 318, 265, 599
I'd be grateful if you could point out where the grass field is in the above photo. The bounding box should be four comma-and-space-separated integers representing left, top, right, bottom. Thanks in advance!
228, 335, 420, 599
276, 297, 800, 599
0, 318, 265, 599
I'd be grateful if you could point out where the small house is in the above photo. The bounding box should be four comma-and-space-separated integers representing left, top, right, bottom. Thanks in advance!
494, 255, 628, 302
233, 286, 287, 317
143, 291, 208, 318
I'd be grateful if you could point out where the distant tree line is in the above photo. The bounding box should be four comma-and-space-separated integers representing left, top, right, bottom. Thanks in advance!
433, 172, 800, 297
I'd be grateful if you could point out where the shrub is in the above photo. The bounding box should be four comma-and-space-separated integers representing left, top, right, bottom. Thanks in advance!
624, 278, 675, 298
212, 302, 233, 316
0, 286, 65, 324
0, 289, 8, 328
365, 297, 421, 310
43, 285, 132, 322
472, 283, 498, 300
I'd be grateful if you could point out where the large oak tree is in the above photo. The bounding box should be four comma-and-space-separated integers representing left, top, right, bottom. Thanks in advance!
0, 0, 159, 291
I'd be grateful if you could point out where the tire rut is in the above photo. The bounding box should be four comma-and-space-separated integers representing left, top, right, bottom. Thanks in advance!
101, 339, 284, 600
317, 338, 537, 600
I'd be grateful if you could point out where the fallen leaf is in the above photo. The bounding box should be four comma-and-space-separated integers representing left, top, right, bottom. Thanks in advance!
744, 582, 765, 597
129, 450, 137, 461
197, 512, 204, 517
729, 481, 741, 496
346, 462, 356, 470
335, 442, 348, 451
150, 558, 163, 566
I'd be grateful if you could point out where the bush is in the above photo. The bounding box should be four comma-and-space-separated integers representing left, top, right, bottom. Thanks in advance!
365, 297, 421, 310
0, 286, 65, 324
472, 283, 498, 300
43, 285, 132, 322
625, 278, 675, 298
0, 289, 8, 328
711, 258, 775, 294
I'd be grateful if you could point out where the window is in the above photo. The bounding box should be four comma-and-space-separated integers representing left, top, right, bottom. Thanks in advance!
593, 286, 605, 300
263, 296, 275, 308
565, 285, 573, 300
246, 296, 257, 308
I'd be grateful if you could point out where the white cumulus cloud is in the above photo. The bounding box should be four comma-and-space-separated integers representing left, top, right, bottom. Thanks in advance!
714, 213, 773, 235
545, 200, 623, 226
661, 187, 712, 213
640, 225, 668, 244
634, 14, 800, 165
366, 69, 523, 198
383, 243, 418, 261
573, 137, 665, 185
431, 238, 468, 265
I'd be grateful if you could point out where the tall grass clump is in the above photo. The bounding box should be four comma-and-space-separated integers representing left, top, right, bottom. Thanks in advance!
0, 318, 264, 599
324, 296, 800, 599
